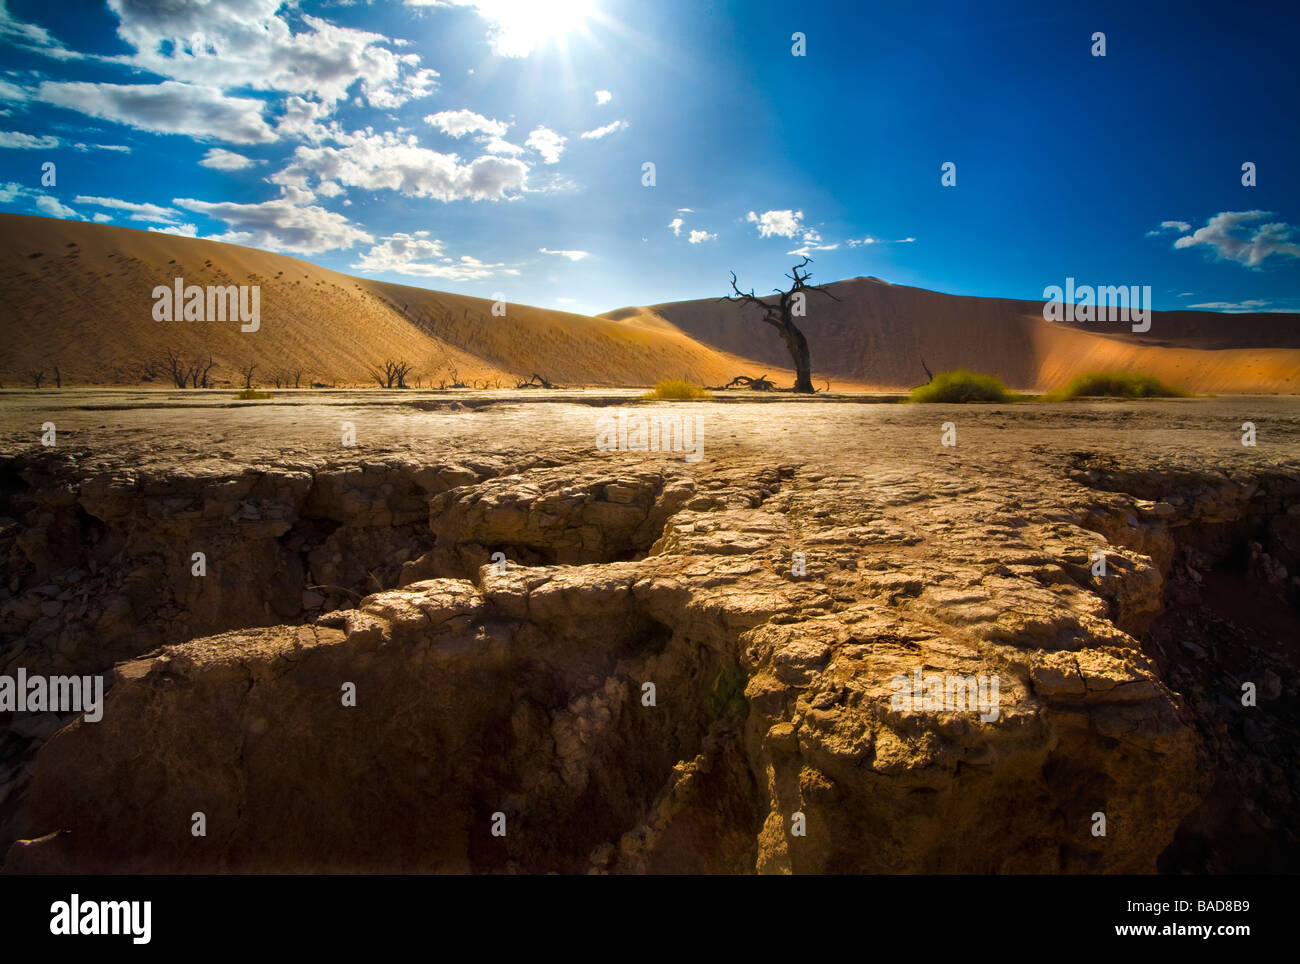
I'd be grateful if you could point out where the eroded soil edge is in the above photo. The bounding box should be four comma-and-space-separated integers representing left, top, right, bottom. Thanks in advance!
2, 449, 1296, 872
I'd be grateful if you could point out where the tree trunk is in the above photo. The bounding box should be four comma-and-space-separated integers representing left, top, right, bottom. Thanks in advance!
779, 323, 815, 393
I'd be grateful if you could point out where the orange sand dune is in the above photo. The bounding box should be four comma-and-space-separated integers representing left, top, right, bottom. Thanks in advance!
608, 277, 1300, 393
0, 214, 799, 389
2, 214, 1293, 393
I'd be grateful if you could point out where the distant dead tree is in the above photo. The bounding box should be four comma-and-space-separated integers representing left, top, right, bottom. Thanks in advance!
194, 356, 217, 388
721, 256, 839, 394
921, 357, 934, 383
289, 368, 303, 389
238, 363, 258, 389
30, 368, 45, 389
49, 362, 61, 388
163, 348, 190, 388
367, 359, 414, 388
717, 374, 775, 391
516, 373, 559, 389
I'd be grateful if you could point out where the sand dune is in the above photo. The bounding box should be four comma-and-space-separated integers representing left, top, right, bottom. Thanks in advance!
2, 214, 1294, 393
608, 277, 1300, 393
0, 214, 793, 390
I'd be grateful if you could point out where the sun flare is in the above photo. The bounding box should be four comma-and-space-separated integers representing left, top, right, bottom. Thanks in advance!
473, 0, 598, 55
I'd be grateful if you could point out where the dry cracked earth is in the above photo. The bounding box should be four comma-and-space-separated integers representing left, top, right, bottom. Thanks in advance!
0, 391, 1297, 874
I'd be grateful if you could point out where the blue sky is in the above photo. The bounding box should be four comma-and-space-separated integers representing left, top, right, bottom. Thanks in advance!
1, 0, 1298, 315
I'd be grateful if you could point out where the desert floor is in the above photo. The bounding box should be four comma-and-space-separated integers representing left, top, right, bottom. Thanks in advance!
1, 389, 1297, 469
0, 391, 1297, 873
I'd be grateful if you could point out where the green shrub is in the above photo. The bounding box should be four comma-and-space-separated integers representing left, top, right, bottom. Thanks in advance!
703, 664, 749, 720
643, 378, 713, 400
1044, 371, 1185, 400
907, 369, 1011, 403
235, 389, 274, 400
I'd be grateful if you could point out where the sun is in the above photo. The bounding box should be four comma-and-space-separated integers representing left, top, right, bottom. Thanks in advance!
475, 0, 598, 54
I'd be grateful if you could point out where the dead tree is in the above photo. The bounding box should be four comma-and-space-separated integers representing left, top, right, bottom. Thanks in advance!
716, 374, 775, 391
516, 373, 559, 389
163, 349, 189, 388
238, 363, 257, 389
721, 256, 838, 394
195, 356, 217, 388
921, 357, 934, 383
367, 360, 414, 388
30, 369, 45, 389
50, 362, 61, 388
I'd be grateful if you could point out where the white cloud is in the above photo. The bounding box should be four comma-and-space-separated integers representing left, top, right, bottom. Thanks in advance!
172, 196, 373, 255
668, 217, 683, 236
271, 130, 529, 202
676, 207, 693, 213
92, 212, 112, 222
846, 235, 914, 247
424, 110, 522, 157
1169, 211, 1300, 267
275, 95, 334, 142
0, 181, 83, 219
1146, 220, 1191, 237
37, 80, 277, 144
74, 195, 182, 224
148, 223, 199, 238
580, 119, 627, 139
1187, 299, 1269, 311
199, 147, 257, 171
0, 79, 31, 103
595, 89, 612, 105
0, 130, 60, 149
688, 229, 715, 244
353, 232, 509, 280
539, 247, 589, 261
525, 125, 565, 163
35, 195, 77, 218
746, 208, 803, 239
73, 142, 132, 153
425, 109, 509, 139
106, 4, 438, 110
0, 1, 81, 60
479, 136, 524, 155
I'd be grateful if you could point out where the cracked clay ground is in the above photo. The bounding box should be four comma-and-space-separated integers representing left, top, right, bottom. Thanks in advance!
0, 392, 1297, 873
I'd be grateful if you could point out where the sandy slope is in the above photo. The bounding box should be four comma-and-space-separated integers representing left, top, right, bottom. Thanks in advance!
3, 214, 1293, 393
0, 214, 791, 389
608, 276, 1300, 393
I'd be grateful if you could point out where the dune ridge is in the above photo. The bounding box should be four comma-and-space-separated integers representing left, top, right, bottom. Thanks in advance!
0, 214, 796, 390
609, 276, 1300, 393
1, 213, 1295, 393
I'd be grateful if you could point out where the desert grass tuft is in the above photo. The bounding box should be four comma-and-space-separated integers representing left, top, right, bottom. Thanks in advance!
907, 369, 1012, 403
